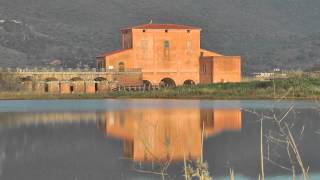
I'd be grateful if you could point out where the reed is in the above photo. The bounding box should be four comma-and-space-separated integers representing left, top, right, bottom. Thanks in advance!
260, 118, 265, 180
229, 169, 235, 180
108, 77, 320, 100
1, 77, 320, 100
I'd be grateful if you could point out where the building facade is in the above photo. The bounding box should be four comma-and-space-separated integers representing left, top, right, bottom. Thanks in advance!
97, 23, 241, 86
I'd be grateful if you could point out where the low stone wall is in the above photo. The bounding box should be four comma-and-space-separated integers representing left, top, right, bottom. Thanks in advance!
21, 80, 115, 94
1, 68, 143, 94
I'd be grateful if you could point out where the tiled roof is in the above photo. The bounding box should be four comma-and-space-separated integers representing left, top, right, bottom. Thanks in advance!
122, 23, 201, 30
97, 49, 131, 58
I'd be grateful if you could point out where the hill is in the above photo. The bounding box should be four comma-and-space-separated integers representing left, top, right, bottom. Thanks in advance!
1, 0, 320, 73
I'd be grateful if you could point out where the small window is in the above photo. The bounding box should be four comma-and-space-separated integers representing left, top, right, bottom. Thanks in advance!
70, 85, 74, 93
118, 62, 125, 72
164, 40, 170, 48
202, 64, 207, 73
187, 30, 191, 33
142, 29, 146, 32
165, 29, 168, 33
44, 83, 49, 92
187, 40, 192, 49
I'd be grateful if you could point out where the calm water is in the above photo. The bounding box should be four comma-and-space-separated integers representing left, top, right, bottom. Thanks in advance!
0, 99, 319, 180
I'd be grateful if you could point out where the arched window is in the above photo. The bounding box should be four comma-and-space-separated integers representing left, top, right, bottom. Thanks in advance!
164, 40, 170, 48
118, 62, 125, 72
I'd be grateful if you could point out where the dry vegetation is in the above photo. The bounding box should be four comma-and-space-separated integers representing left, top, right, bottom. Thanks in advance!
1, 77, 320, 100
108, 77, 320, 100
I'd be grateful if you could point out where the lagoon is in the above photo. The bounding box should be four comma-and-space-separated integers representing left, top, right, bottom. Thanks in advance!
0, 99, 319, 180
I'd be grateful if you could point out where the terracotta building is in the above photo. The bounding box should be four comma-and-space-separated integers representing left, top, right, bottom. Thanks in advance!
96, 23, 241, 86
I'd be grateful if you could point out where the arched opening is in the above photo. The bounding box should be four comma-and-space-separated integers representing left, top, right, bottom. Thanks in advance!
45, 77, 58, 81
20, 76, 32, 82
183, 80, 195, 86
159, 78, 176, 87
44, 77, 58, 93
94, 77, 107, 92
118, 62, 125, 72
143, 80, 152, 87
70, 77, 83, 93
70, 77, 83, 81
20, 76, 33, 91
95, 77, 107, 81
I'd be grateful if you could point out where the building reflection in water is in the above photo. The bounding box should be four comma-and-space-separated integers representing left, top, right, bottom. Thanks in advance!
0, 108, 241, 164
97, 108, 242, 163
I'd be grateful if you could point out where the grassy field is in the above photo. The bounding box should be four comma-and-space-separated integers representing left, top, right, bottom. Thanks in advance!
1, 77, 320, 100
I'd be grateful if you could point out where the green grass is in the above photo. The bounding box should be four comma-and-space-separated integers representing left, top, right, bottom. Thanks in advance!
1, 77, 320, 100
107, 77, 320, 99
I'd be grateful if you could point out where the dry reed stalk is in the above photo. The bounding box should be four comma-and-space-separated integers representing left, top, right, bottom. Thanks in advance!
285, 124, 309, 180
201, 122, 204, 164
183, 154, 189, 180
229, 168, 235, 180
292, 164, 296, 180
260, 118, 265, 180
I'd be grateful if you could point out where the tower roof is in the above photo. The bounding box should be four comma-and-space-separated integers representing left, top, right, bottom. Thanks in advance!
122, 23, 201, 31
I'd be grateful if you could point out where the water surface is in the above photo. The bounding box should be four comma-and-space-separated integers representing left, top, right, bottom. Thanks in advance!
0, 99, 319, 180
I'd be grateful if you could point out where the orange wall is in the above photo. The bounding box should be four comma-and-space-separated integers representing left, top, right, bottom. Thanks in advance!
85, 82, 96, 93
132, 29, 201, 85
100, 26, 242, 85
104, 49, 133, 70
114, 73, 143, 86
71, 81, 85, 93
104, 29, 201, 85
48, 82, 59, 93
60, 82, 71, 94
212, 56, 241, 83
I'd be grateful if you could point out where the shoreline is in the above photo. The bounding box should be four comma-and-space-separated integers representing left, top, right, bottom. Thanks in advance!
0, 92, 319, 101
1, 77, 320, 100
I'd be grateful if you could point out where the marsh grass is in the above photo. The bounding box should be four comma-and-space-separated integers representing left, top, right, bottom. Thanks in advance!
108, 77, 320, 99
1, 77, 320, 100
0, 91, 112, 100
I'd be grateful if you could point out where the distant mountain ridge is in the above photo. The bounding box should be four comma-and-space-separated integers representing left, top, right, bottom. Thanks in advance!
1, 0, 320, 73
